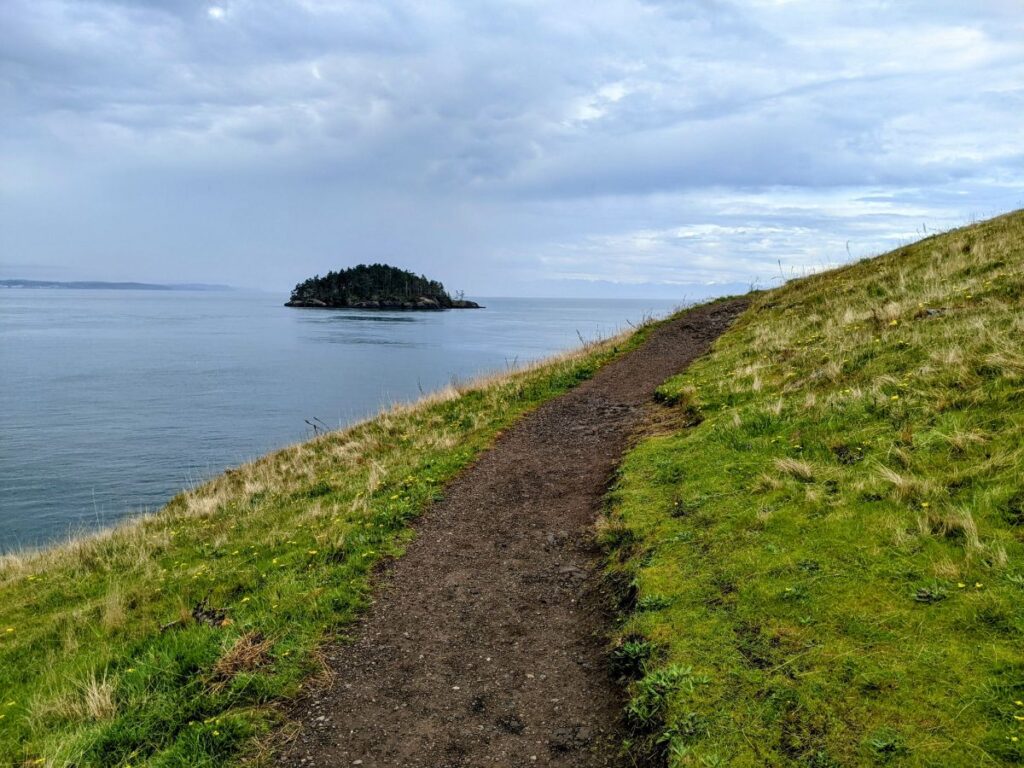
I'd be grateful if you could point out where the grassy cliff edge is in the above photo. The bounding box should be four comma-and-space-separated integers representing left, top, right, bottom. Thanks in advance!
604, 211, 1024, 766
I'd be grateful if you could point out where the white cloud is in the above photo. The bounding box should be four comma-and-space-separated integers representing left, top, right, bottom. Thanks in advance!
0, 0, 1020, 292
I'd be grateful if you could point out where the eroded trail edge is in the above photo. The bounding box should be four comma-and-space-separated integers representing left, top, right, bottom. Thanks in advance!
280, 299, 747, 767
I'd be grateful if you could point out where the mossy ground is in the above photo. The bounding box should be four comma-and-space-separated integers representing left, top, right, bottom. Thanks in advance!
604, 210, 1024, 766
0, 325, 652, 767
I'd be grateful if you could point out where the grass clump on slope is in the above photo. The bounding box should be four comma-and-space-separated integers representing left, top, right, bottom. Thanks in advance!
604, 211, 1024, 767
0, 324, 652, 767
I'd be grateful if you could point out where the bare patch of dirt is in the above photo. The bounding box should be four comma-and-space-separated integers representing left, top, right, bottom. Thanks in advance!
278, 299, 747, 767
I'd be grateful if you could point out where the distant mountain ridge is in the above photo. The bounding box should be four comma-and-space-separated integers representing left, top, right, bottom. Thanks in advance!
286, 264, 481, 310
0, 279, 232, 291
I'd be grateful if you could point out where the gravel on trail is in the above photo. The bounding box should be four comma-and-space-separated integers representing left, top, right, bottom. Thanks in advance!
278, 298, 748, 767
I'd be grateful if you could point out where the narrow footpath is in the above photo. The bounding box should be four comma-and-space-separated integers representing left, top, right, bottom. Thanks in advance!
280, 299, 748, 767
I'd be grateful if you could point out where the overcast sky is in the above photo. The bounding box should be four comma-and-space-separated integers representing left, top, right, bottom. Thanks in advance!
1, 0, 1021, 297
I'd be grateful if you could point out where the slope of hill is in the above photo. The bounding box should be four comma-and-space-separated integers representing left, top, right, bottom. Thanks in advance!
604, 210, 1024, 766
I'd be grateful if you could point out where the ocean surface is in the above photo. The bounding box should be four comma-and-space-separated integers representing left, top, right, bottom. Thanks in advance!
0, 290, 682, 549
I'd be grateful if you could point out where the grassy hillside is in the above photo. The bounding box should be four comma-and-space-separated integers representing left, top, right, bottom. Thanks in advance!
0, 325, 651, 767
604, 211, 1024, 766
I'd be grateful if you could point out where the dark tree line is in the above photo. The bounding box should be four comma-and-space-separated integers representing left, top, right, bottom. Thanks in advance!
287, 264, 455, 307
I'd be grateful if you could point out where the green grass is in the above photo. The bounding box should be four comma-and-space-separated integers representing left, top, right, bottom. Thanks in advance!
0, 323, 655, 767
603, 210, 1024, 766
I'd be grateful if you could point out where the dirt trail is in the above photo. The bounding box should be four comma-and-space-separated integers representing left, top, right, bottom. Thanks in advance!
280, 299, 747, 767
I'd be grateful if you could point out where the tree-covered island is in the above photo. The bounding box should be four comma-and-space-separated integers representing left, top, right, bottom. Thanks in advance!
285, 264, 481, 310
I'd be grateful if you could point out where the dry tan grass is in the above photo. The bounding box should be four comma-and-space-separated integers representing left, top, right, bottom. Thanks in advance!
876, 465, 929, 502
774, 457, 815, 483
930, 557, 961, 579
211, 632, 274, 691
940, 429, 987, 454
100, 588, 125, 633
32, 670, 116, 727
754, 473, 785, 492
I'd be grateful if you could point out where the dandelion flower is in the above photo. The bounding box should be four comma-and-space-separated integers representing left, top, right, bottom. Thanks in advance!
975, 582, 983, 589
957, 583, 966, 588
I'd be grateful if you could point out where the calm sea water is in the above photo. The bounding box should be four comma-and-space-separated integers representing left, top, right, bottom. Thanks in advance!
0, 290, 681, 549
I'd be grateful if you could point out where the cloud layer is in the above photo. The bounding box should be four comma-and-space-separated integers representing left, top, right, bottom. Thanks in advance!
1, 0, 1021, 294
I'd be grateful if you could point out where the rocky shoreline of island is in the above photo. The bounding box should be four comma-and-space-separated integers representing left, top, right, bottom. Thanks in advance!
285, 296, 481, 310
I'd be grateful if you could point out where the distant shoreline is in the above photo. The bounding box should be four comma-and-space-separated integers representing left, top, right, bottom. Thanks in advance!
0, 279, 232, 291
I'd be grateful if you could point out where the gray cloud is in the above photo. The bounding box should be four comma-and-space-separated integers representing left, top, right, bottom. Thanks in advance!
1, 0, 1021, 294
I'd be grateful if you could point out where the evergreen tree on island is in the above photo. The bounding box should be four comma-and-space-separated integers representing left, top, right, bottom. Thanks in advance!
285, 264, 481, 310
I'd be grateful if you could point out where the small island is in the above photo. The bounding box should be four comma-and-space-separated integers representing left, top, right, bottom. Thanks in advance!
285, 264, 481, 310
